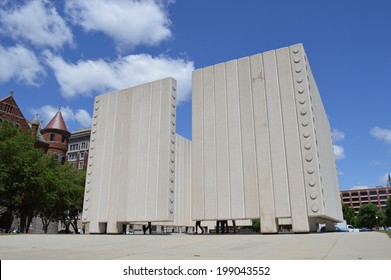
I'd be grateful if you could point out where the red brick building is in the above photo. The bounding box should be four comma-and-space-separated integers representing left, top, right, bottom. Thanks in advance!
340, 185, 391, 213
40, 111, 71, 163
0, 91, 70, 157
0, 91, 31, 131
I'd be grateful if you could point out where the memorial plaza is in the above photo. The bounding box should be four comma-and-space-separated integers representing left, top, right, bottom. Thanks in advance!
1, 231, 391, 260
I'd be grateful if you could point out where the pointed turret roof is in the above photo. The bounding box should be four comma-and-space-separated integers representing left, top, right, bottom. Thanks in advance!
31, 114, 40, 126
44, 110, 68, 132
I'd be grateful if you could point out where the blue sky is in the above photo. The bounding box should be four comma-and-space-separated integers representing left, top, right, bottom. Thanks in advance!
0, 0, 390, 190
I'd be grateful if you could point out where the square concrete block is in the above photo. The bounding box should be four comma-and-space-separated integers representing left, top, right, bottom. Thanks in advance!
191, 44, 343, 233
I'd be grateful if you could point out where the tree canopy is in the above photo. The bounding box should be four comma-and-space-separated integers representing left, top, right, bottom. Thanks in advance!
385, 197, 391, 227
342, 203, 356, 226
356, 203, 385, 229
0, 120, 85, 233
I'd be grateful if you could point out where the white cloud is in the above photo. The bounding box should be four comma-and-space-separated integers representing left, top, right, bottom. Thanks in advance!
370, 127, 391, 144
28, 105, 92, 130
333, 145, 345, 160
370, 160, 382, 166
0, 44, 45, 85
0, 0, 73, 49
74, 109, 92, 128
331, 128, 345, 142
65, 0, 171, 50
44, 51, 194, 105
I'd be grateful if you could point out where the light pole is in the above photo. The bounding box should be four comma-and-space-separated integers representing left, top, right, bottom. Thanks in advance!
375, 215, 379, 230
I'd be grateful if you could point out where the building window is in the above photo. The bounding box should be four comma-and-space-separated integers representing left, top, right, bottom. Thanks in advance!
61, 136, 66, 143
370, 191, 377, 195
68, 153, 77, 161
351, 192, 358, 197
78, 162, 84, 169
379, 190, 387, 195
50, 134, 55, 141
81, 142, 88, 150
69, 144, 79, 151
352, 197, 359, 202
342, 193, 350, 197
80, 152, 85, 160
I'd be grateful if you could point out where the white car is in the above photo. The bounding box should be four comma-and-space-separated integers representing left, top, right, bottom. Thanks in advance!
347, 225, 360, 232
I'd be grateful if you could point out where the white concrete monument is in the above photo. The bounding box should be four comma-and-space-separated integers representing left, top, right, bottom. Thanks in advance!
192, 43, 343, 233
82, 78, 177, 234
82, 43, 342, 234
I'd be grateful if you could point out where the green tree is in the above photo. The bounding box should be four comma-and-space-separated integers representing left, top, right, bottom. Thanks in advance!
384, 197, 391, 227
56, 163, 85, 233
37, 156, 85, 233
252, 219, 260, 233
356, 203, 385, 229
0, 120, 47, 233
0, 121, 85, 234
342, 204, 356, 226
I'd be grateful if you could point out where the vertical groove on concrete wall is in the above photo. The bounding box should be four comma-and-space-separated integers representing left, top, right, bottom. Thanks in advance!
134, 86, 143, 220
214, 63, 231, 219
107, 92, 120, 232
152, 81, 162, 219
224, 63, 232, 219
98, 93, 112, 223
192, 70, 204, 220
226, 60, 245, 218
203, 66, 217, 219
117, 90, 132, 221
144, 84, 153, 221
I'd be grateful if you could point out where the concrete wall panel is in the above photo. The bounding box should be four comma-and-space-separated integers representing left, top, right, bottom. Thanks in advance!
192, 44, 342, 233
191, 70, 205, 220
203, 66, 218, 220
214, 63, 231, 219
82, 78, 176, 233
263, 50, 291, 218
237, 57, 259, 218
250, 53, 277, 233
288, 44, 324, 218
225, 60, 246, 219
276, 47, 309, 232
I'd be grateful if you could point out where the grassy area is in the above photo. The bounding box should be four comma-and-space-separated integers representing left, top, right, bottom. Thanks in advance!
377, 230, 391, 238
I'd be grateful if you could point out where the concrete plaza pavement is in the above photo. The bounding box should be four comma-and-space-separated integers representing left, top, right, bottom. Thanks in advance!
0, 231, 390, 260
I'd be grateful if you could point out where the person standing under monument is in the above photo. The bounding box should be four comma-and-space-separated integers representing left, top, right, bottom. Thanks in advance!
194, 221, 204, 234
142, 222, 152, 234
